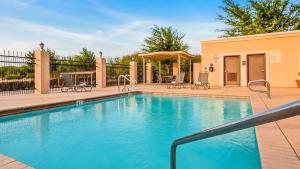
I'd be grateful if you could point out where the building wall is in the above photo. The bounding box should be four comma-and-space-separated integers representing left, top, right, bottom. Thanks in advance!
201, 31, 300, 87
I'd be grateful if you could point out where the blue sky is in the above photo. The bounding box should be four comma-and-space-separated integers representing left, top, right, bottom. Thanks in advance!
0, 0, 298, 57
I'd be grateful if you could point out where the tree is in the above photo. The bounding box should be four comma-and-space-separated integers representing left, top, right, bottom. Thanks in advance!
73, 48, 96, 64
108, 53, 143, 65
142, 26, 189, 52
218, 0, 300, 37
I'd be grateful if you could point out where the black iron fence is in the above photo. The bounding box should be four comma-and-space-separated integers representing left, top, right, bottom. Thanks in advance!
0, 51, 35, 96
137, 64, 144, 84
106, 64, 129, 86
50, 57, 96, 91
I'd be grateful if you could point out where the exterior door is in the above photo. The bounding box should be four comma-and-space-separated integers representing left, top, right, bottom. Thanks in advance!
247, 54, 266, 85
224, 56, 240, 85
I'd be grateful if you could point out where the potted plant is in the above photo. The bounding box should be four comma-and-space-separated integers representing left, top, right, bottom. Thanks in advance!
296, 73, 300, 88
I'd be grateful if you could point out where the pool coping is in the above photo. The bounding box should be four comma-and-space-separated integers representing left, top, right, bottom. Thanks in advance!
250, 95, 300, 169
0, 92, 131, 117
0, 90, 299, 168
0, 154, 34, 169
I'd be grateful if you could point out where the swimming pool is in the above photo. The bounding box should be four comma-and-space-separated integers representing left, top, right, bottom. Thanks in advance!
0, 94, 261, 169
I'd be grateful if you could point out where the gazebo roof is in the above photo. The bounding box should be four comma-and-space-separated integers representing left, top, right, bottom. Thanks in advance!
138, 51, 194, 61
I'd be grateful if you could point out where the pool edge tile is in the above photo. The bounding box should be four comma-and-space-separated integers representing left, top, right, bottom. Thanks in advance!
251, 95, 300, 169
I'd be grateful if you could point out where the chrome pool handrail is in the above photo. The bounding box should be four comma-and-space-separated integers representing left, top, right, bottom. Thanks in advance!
248, 80, 271, 98
170, 99, 300, 169
118, 74, 130, 92
118, 74, 137, 92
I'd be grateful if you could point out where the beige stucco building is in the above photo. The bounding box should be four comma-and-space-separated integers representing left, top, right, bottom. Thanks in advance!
201, 30, 300, 87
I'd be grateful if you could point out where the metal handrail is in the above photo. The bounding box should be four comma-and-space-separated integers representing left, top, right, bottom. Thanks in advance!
248, 80, 271, 98
118, 74, 137, 92
170, 99, 300, 169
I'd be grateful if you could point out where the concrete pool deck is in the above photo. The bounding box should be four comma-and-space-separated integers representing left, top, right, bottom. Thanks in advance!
0, 85, 299, 169
0, 154, 34, 169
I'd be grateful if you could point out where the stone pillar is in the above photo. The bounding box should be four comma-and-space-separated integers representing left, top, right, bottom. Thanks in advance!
173, 63, 178, 76
193, 62, 202, 83
96, 57, 106, 88
130, 61, 137, 85
34, 50, 50, 94
146, 63, 152, 84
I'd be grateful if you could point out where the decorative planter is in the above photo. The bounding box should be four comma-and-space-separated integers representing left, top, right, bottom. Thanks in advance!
296, 80, 300, 88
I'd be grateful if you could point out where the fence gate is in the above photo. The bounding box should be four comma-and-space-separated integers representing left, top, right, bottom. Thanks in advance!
137, 64, 144, 84
0, 50, 35, 96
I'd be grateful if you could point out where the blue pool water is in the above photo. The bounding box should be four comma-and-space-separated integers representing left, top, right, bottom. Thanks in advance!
0, 94, 261, 169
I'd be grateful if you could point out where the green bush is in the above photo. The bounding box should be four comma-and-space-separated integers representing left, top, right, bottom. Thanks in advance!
6, 73, 21, 80
26, 72, 34, 78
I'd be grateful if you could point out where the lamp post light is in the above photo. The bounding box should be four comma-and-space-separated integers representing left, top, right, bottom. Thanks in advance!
39, 42, 45, 51
99, 51, 103, 58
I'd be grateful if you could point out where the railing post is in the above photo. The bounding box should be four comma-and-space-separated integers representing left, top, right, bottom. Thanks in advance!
146, 63, 152, 84
34, 43, 50, 94
170, 144, 177, 169
130, 61, 137, 85
96, 55, 106, 88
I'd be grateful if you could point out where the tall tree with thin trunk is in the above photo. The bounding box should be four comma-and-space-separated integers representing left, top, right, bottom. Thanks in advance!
218, 0, 300, 37
142, 26, 189, 52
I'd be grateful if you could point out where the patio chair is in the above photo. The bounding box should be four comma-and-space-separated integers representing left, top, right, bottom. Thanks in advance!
167, 72, 185, 88
61, 74, 76, 92
158, 75, 162, 84
76, 74, 93, 92
61, 74, 92, 92
192, 72, 210, 90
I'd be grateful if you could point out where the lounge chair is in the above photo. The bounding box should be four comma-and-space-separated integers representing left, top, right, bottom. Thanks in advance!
61, 74, 76, 92
61, 74, 92, 92
158, 75, 162, 84
192, 72, 210, 89
167, 72, 185, 88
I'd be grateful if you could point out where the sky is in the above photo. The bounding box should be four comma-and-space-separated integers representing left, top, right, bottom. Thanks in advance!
0, 0, 298, 57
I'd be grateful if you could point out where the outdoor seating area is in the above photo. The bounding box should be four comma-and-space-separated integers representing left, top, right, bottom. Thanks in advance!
138, 51, 194, 86
60, 71, 95, 92
167, 72, 186, 88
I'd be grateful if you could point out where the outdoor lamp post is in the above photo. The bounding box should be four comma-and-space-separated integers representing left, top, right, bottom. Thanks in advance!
99, 51, 103, 58
39, 42, 45, 51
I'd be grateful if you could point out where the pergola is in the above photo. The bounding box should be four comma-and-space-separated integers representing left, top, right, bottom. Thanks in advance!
138, 51, 194, 84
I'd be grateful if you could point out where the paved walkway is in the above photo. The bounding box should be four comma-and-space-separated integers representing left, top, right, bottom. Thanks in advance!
0, 85, 299, 169
0, 154, 34, 169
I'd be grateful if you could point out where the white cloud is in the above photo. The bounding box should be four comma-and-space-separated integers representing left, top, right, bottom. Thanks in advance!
0, 16, 222, 57
0, 0, 225, 57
